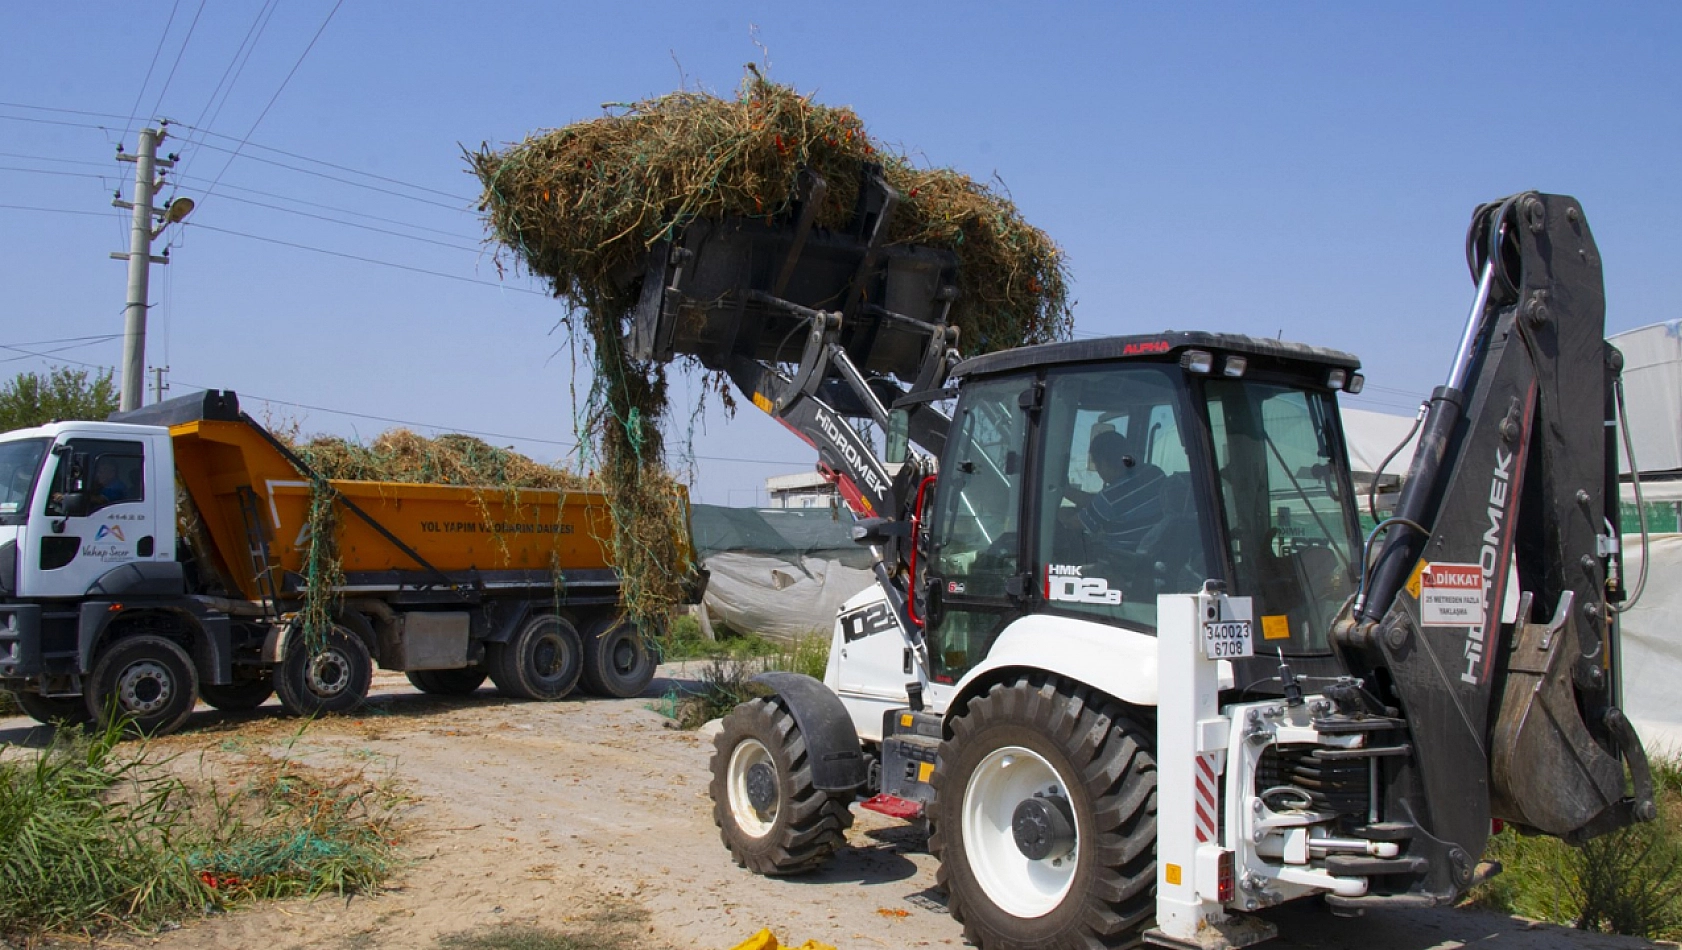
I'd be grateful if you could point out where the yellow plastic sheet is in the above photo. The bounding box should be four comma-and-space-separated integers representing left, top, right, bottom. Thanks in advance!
729, 928, 837, 950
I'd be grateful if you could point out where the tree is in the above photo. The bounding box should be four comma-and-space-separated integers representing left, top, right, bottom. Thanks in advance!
0, 368, 118, 430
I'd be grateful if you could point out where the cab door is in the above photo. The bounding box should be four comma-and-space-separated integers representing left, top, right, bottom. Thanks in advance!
28, 438, 156, 598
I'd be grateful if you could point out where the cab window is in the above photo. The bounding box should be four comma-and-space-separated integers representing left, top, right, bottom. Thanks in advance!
44, 440, 145, 515
1037, 364, 1211, 629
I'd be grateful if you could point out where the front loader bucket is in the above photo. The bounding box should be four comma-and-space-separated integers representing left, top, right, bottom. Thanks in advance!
626, 167, 958, 383
1490, 594, 1655, 838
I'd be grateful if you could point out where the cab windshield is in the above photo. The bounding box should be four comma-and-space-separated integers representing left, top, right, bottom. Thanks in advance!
0, 438, 49, 526
1204, 378, 1359, 654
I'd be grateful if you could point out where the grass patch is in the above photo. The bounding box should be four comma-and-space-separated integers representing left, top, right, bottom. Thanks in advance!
439, 897, 663, 950
655, 629, 832, 730
1472, 754, 1682, 940
0, 719, 405, 940
0, 690, 16, 717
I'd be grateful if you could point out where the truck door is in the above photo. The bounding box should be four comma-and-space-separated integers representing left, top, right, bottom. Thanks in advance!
28, 438, 156, 598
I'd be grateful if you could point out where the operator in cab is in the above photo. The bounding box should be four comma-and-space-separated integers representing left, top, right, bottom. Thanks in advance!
1062, 429, 1165, 555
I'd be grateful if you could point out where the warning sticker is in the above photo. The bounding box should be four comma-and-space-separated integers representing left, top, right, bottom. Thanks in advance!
1419, 562, 1484, 627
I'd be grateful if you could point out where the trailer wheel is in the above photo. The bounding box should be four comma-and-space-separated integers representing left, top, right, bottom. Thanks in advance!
274, 626, 373, 717
709, 696, 853, 875
85, 635, 199, 736
13, 690, 94, 726
931, 674, 1156, 950
405, 668, 487, 696
199, 677, 275, 711
579, 616, 657, 698
487, 613, 582, 700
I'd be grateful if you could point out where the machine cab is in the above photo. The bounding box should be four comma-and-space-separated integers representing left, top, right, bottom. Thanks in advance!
0, 421, 176, 601
919, 333, 1368, 689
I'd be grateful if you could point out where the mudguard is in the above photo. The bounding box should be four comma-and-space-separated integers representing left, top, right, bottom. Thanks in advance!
750, 671, 867, 792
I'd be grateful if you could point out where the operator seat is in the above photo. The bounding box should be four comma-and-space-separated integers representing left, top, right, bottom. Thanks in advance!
1138, 472, 1201, 583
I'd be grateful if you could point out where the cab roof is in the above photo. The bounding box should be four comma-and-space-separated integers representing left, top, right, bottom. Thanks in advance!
951, 331, 1361, 380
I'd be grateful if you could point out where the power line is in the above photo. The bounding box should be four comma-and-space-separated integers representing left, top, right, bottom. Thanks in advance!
0, 203, 112, 218
123, 0, 183, 144
172, 177, 477, 239
0, 102, 131, 122
179, 137, 468, 210
186, 220, 549, 294
200, 0, 344, 204
0, 113, 118, 133
182, 189, 481, 252
187, 0, 280, 143
147, 0, 207, 121
172, 122, 474, 202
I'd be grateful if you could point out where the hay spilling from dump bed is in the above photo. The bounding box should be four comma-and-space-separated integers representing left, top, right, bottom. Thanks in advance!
470, 71, 1074, 632
294, 429, 588, 491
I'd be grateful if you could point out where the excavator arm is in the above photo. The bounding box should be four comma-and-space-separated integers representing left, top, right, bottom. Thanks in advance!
1335, 193, 1654, 901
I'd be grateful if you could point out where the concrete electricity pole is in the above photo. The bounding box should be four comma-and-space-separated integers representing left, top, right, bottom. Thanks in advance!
112, 123, 193, 411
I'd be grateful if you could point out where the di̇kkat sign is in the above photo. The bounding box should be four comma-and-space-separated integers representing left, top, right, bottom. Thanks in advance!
1415, 562, 1486, 627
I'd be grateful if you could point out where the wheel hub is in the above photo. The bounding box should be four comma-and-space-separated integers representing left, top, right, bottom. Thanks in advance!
746, 761, 778, 812
1012, 793, 1076, 860
117, 660, 172, 714
306, 650, 349, 696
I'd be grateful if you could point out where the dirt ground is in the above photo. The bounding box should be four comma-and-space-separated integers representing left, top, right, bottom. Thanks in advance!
0, 666, 1670, 950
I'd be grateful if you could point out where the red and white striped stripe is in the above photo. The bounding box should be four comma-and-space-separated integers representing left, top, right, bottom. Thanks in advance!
1194, 753, 1219, 843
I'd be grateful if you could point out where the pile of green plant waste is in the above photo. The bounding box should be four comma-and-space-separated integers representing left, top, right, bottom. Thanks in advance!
293, 428, 587, 491
471, 68, 1072, 635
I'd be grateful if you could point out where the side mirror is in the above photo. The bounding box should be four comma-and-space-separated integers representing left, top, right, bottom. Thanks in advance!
62, 492, 91, 518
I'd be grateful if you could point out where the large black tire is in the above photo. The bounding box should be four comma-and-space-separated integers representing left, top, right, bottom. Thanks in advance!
13, 690, 95, 726
931, 674, 1157, 950
709, 697, 854, 875
274, 625, 373, 717
406, 668, 488, 695
198, 677, 275, 711
85, 635, 199, 736
578, 615, 658, 698
487, 613, 582, 700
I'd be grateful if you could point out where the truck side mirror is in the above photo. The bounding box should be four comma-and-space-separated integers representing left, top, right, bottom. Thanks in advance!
62, 492, 91, 518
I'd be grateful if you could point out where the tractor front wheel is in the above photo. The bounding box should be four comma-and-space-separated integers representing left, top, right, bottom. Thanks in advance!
931, 674, 1157, 950
709, 697, 853, 875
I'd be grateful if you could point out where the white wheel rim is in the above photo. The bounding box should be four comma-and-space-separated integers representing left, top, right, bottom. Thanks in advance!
962, 744, 1079, 918
727, 737, 778, 837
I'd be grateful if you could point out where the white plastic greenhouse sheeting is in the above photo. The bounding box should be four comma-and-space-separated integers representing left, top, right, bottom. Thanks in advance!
700, 552, 876, 643
1618, 532, 1682, 755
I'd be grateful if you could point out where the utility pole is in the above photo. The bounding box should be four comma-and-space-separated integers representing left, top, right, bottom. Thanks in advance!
151, 365, 170, 404
112, 123, 193, 412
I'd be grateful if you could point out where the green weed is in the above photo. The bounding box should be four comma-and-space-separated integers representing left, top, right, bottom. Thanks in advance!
438, 897, 660, 950
0, 719, 404, 939
1473, 753, 1682, 940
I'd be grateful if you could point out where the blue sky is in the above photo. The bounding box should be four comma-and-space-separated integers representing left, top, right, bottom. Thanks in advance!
3, 2, 1677, 504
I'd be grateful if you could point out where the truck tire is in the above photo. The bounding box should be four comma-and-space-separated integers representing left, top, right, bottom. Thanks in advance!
579, 616, 657, 698
274, 626, 373, 717
199, 677, 275, 711
85, 635, 199, 736
14, 690, 95, 727
405, 668, 487, 695
487, 613, 582, 701
931, 674, 1157, 950
709, 696, 853, 875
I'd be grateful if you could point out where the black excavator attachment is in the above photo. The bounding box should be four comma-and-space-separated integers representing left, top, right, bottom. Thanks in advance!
1334, 193, 1655, 904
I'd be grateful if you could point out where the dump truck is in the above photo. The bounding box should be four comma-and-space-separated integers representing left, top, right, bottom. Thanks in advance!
0, 390, 696, 735
613, 175, 1655, 949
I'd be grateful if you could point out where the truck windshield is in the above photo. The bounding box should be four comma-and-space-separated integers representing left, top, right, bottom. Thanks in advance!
1204, 379, 1359, 655
0, 438, 49, 525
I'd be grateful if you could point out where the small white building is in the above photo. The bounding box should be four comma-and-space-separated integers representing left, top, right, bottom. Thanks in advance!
765, 470, 837, 509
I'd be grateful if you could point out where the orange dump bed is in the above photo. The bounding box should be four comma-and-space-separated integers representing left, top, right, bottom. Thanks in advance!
169, 417, 659, 602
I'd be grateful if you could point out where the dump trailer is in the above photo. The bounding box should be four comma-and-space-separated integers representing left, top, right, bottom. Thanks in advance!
613, 173, 1655, 949
0, 390, 697, 735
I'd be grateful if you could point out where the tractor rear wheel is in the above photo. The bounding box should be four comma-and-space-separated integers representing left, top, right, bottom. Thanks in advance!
406, 668, 488, 696
709, 697, 853, 874
931, 674, 1157, 950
